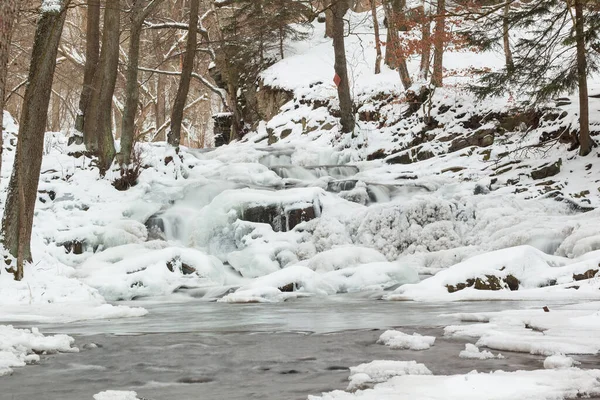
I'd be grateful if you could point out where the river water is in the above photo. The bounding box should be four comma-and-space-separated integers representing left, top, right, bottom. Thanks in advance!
3, 295, 596, 400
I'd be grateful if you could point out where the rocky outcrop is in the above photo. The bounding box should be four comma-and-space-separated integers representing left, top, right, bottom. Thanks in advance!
446, 274, 520, 293
256, 81, 294, 122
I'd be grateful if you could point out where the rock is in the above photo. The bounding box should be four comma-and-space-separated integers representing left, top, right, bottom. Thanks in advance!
278, 283, 295, 292
240, 202, 320, 232
441, 166, 466, 173
531, 160, 562, 180
145, 213, 166, 240
573, 269, 598, 281
473, 184, 490, 195
327, 180, 358, 193
213, 113, 233, 147
321, 122, 335, 131
386, 151, 412, 165
255, 82, 294, 122
367, 149, 387, 161
280, 128, 293, 139
446, 274, 520, 293
167, 258, 196, 275
287, 206, 316, 230
505, 274, 520, 291
60, 240, 85, 255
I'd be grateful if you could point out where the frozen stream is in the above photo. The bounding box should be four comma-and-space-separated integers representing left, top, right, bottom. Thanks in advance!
3, 295, 599, 400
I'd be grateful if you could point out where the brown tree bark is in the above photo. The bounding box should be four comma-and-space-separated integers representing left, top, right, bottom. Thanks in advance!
167, 0, 199, 149
383, 0, 411, 90
75, 0, 100, 134
431, 0, 446, 87
369, 0, 382, 74
418, 4, 431, 80
332, 0, 355, 135
2, 0, 70, 280
575, 0, 591, 156
502, 2, 514, 73
0, 0, 18, 181
84, 0, 119, 174
120, 0, 162, 166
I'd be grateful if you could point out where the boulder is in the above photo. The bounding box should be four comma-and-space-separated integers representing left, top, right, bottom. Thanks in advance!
145, 213, 166, 241
531, 160, 562, 180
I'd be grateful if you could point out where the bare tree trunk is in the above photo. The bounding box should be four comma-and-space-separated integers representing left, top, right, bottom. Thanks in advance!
502, 2, 514, 73
2, 1, 70, 280
76, 0, 100, 134
120, 0, 162, 166
332, 0, 355, 135
0, 0, 18, 181
168, 0, 199, 149
369, 0, 382, 74
431, 0, 445, 87
418, 4, 431, 80
325, 7, 334, 38
383, 0, 411, 90
575, 0, 591, 156
84, 0, 119, 174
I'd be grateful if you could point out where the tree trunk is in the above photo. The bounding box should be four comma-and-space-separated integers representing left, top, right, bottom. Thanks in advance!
325, 7, 334, 38
502, 2, 514, 73
84, 0, 119, 174
431, 0, 445, 87
575, 0, 591, 156
0, 0, 18, 181
76, 0, 100, 134
120, 0, 162, 166
332, 0, 355, 134
369, 0, 382, 74
168, 0, 199, 149
2, 0, 70, 280
383, 0, 398, 68
383, 0, 411, 90
418, 4, 431, 80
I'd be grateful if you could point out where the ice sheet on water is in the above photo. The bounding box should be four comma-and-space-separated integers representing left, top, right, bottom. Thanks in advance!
0, 325, 77, 376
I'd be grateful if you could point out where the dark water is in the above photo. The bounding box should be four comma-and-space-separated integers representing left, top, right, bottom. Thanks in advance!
1, 295, 598, 400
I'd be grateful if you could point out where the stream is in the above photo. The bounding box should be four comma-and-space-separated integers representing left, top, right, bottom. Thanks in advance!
3, 296, 596, 400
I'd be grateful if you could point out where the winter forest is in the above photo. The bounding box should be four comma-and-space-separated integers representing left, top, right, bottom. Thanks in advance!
1, 0, 600, 398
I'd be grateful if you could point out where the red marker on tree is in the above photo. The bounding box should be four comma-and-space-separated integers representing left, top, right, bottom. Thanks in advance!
333, 73, 341, 87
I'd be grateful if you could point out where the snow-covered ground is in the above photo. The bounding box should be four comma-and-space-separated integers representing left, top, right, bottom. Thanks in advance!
1, 6, 599, 398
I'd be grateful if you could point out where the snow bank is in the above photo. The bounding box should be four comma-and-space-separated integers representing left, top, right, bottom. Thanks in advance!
0, 325, 77, 376
377, 330, 435, 350
444, 304, 600, 356
388, 245, 600, 301
78, 243, 226, 301
309, 368, 600, 400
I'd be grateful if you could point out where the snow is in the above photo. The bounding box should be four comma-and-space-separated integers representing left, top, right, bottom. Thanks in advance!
346, 360, 432, 391
41, 0, 62, 13
377, 330, 436, 351
1, 4, 600, 393
93, 391, 140, 400
459, 344, 504, 360
443, 303, 600, 356
0, 325, 77, 376
309, 368, 600, 400
544, 355, 578, 369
